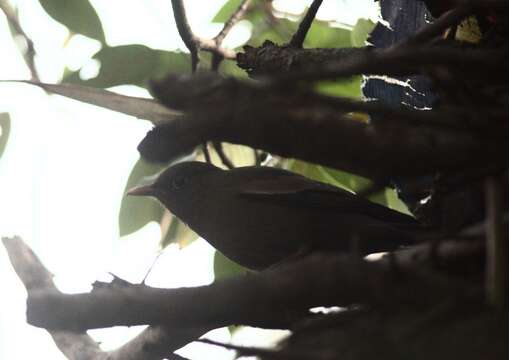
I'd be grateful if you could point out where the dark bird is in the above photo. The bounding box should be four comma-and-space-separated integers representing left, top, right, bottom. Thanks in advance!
128, 161, 422, 271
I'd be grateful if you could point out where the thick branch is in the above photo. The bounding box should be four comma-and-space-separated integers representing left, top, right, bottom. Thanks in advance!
2, 237, 208, 360
237, 41, 370, 77
141, 74, 504, 179
24, 245, 479, 331
269, 45, 508, 83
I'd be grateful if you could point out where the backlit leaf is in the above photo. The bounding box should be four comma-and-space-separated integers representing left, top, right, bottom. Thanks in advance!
65, 45, 191, 88
212, 0, 243, 22
214, 250, 248, 281
0, 113, 11, 159
119, 157, 167, 236
39, 0, 105, 42
351, 18, 375, 47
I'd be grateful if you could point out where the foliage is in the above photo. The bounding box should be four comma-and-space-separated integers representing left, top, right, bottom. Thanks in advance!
0, 113, 10, 160
25, 0, 378, 280
39, 0, 105, 42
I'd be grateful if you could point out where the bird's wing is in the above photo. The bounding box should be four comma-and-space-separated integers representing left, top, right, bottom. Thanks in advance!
236, 167, 417, 225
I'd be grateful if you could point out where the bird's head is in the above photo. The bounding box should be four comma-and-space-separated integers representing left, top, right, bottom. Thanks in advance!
127, 161, 221, 215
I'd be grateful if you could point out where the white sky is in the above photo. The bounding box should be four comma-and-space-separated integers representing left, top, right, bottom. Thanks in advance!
0, 1, 379, 359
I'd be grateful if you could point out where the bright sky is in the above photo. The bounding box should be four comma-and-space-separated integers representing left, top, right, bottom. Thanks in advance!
0, 1, 379, 359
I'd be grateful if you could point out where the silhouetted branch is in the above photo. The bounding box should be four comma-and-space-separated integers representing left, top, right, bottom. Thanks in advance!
0, 0, 39, 80
24, 243, 479, 331
171, 0, 237, 72
214, 0, 252, 45
171, 0, 199, 71
399, 5, 472, 47
213, 142, 235, 169
288, 0, 323, 48
1, 237, 209, 360
142, 74, 505, 179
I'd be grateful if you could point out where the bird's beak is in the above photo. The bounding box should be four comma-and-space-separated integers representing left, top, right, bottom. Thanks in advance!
127, 184, 157, 197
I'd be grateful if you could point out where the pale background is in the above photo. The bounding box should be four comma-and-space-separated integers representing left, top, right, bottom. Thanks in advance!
0, 1, 378, 358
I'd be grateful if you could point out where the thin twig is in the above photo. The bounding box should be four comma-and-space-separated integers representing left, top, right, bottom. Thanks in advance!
211, 0, 252, 71
288, 0, 323, 48
485, 176, 506, 309
202, 143, 211, 163
0, 0, 39, 80
214, 0, 252, 45
398, 5, 473, 48
254, 149, 261, 166
171, 0, 199, 71
171, 0, 238, 72
212, 142, 235, 169
197, 38, 236, 59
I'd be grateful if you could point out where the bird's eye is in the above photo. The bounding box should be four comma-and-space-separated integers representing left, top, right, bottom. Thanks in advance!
171, 176, 187, 190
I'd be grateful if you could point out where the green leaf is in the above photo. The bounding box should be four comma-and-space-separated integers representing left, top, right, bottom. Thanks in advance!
212, 0, 243, 22
65, 45, 191, 88
0, 113, 11, 159
350, 18, 375, 47
161, 215, 199, 249
286, 160, 368, 193
4, 80, 182, 125
315, 77, 362, 99
285, 160, 418, 210
385, 188, 412, 215
304, 22, 352, 48
119, 157, 167, 236
213, 251, 247, 281
248, 17, 296, 47
39, 0, 105, 42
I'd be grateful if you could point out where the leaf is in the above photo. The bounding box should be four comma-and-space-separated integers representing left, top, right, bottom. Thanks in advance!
39, 0, 105, 42
196, 143, 255, 169
212, 0, 243, 22
456, 16, 482, 44
293, 161, 416, 208
119, 157, 167, 236
351, 19, 376, 47
65, 45, 191, 88
213, 251, 247, 281
160, 214, 199, 249
305, 22, 352, 48
4, 80, 181, 125
0, 113, 11, 159
385, 188, 412, 215
286, 160, 367, 192
315, 77, 362, 99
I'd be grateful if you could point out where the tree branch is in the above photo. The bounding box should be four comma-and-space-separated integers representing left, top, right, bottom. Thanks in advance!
141, 74, 504, 179
171, 0, 199, 71
214, 0, 252, 46
0, 0, 39, 80
171, 0, 237, 72
212, 141, 235, 169
22, 244, 478, 331
2, 236, 209, 360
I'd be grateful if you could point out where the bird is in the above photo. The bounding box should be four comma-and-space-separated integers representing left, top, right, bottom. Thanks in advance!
128, 161, 423, 271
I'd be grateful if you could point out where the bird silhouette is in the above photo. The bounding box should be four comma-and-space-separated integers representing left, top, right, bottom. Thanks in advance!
128, 161, 422, 271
